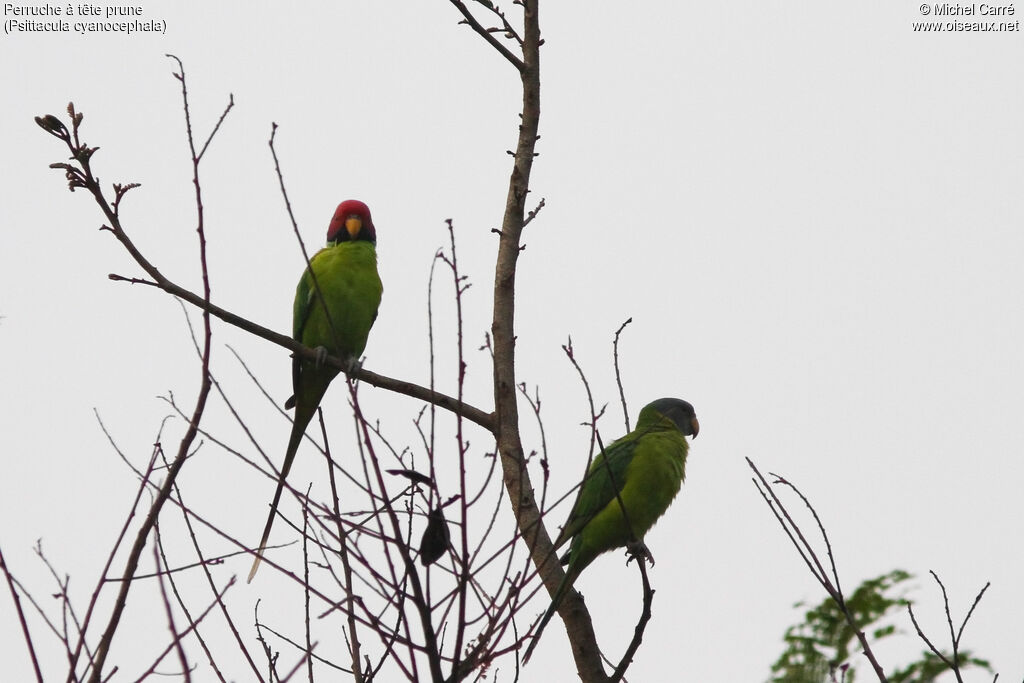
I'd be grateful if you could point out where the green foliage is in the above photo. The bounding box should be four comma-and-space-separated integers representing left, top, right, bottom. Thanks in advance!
770, 569, 912, 683
768, 570, 993, 683
889, 651, 992, 683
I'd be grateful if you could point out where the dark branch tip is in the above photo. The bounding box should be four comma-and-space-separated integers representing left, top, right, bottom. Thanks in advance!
34, 114, 70, 140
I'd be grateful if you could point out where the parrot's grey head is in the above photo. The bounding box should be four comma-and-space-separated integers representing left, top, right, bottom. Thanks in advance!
647, 398, 699, 438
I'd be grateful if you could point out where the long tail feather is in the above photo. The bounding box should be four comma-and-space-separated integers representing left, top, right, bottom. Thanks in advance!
523, 560, 580, 663
247, 403, 316, 582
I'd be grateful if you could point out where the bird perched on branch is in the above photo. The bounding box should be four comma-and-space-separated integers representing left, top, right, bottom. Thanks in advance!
248, 199, 383, 582
524, 397, 699, 661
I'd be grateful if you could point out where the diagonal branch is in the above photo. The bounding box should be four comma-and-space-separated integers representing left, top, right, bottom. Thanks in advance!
747, 458, 889, 683
448, 0, 525, 71
0, 545, 44, 683
608, 558, 653, 683
36, 102, 494, 432
87, 57, 216, 683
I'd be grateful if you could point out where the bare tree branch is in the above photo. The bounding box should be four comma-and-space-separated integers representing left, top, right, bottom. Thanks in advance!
87, 56, 217, 683
26, 4, 661, 681
612, 318, 632, 432
448, 0, 526, 71
0, 545, 44, 683
608, 558, 653, 683
906, 571, 991, 683
37, 99, 494, 435
747, 458, 888, 683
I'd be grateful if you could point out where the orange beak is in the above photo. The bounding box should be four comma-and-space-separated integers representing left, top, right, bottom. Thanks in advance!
345, 216, 362, 240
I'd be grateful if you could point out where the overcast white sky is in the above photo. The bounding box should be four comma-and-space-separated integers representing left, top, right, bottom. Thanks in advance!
3, 2, 1023, 681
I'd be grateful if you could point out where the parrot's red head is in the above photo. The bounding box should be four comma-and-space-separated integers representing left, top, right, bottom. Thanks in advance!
326, 199, 376, 245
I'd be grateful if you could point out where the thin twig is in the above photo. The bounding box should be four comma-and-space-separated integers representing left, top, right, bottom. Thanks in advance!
0, 545, 44, 683
171, 305, 257, 682
612, 318, 632, 432
153, 528, 191, 681
439, 219, 474, 679
906, 571, 991, 683
319, 409, 365, 682
72, 419, 164, 683
747, 458, 888, 683
348, 383, 445, 682
133, 579, 235, 683
906, 602, 951, 666
447, 0, 526, 71
956, 580, 991, 648
303, 483, 315, 683
87, 55, 217, 683
609, 558, 653, 683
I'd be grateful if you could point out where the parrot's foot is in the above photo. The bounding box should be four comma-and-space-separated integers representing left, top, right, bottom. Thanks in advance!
344, 356, 363, 375
312, 345, 329, 369
625, 540, 655, 567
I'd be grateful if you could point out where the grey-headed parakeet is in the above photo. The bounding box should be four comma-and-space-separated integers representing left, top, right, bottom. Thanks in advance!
524, 397, 699, 660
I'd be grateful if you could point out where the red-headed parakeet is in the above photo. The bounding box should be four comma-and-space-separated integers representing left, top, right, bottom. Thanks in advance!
524, 397, 699, 660
248, 199, 383, 582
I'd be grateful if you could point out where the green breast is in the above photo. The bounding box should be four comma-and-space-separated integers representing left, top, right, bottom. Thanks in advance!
297, 241, 383, 358
619, 431, 687, 537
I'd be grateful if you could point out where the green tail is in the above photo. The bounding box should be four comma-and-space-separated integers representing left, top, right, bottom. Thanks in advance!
523, 559, 581, 662
247, 395, 321, 582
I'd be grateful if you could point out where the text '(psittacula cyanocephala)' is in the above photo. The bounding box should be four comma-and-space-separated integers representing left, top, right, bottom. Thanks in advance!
248, 199, 383, 582
524, 397, 699, 661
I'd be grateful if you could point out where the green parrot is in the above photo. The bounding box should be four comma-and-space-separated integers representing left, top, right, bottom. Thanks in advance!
247, 199, 383, 582
523, 398, 699, 661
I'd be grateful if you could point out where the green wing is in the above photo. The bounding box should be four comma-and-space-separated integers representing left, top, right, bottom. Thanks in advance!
554, 435, 639, 549
293, 264, 317, 341
286, 263, 319, 410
